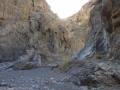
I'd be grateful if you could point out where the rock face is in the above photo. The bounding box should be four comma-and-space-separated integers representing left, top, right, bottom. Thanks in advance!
0, 0, 119, 64
0, 0, 73, 63
0, 0, 91, 64
68, 1, 94, 25
64, 60, 120, 88
0, 0, 53, 62
74, 0, 120, 60
13, 48, 42, 70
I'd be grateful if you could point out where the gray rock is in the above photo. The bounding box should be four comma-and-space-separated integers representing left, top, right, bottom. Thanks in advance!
48, 63, 59, 69
0, 81, 8, 86
13, 62, 36, 70
0, 62, 14, 71
79, 86, 88, 90
13, 48, 42, 70
97, 62, 111, 71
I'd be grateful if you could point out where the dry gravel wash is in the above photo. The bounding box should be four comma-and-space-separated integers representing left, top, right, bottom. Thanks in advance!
0, 60, 120, 90
0, 67, 82, 90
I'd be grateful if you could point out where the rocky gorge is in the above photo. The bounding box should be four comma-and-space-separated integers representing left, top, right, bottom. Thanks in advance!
0, 0, 120, 90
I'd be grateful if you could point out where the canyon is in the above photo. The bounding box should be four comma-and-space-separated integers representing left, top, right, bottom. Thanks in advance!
0, 0, 120, 90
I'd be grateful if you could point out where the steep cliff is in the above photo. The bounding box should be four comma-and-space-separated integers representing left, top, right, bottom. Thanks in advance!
0, 0, 50, 62
0, 0, 70, 62
74, 0, 120, 60
0, 0, 82, 64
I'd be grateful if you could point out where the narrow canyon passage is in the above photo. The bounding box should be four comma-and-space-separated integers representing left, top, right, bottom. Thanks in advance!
0, 0, 120, 90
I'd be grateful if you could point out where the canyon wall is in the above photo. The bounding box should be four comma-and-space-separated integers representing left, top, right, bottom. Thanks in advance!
0, 0, 72, 62
74, 0, 120, 60
0, 0, 119, 63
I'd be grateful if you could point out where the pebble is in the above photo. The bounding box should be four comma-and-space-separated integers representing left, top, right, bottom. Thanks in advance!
91, 88, 98, 90
50, 77, 54, 80
32, 84, 39, 89
48, 64, 58, 68
10, 79, 14, 82
79, 86, 88, 90
20, 76, 24, 79
7, 87, 14, 90
44, 80, 49, 85
98, 63, 111, 71
32, 85, 36, 88
51, 89, 55, 90
43, 86, 49, 90
0, 81, 8, 86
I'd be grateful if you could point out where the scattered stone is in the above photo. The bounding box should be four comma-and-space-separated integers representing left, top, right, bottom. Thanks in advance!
13, 62, 36, 70
7, 87, 14, 90
32, 84, 36, 88
48, 64, 59, 69
43, 80, 49, 85
43, 86, 49, 90
51, 89, 55, 90
97, 62, 111, 71
0, 62, 14, 71
13, 48, 42, 70
79, 86, 88, 90
91, 87, 98, 90
10, 79, 14, 82
50, 77, 55, 80
0, 81, 8, 87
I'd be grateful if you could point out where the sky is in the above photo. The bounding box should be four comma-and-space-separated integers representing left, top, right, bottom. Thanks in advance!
46, 0, 90, 19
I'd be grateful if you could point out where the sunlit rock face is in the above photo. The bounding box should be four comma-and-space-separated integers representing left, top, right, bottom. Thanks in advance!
46, 0, 90, 19
65, 1, 93, 54
68, 1, 94, 25
74, 0, 120, 60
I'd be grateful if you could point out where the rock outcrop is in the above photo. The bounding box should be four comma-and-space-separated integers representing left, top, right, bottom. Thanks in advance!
0, 0, 53, 62
0, 0, 73, 63
0, 0, 119, 67
74, 0, 120, 60
64, 59, 120, 88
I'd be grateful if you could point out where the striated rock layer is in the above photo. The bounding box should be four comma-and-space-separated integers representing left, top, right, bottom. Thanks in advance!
74, 0, 120, 60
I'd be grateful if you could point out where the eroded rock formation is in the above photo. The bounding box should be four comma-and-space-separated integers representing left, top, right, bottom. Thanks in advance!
0, 0, 119, 67
74, 0, 120, 60
0, 0, 73, 63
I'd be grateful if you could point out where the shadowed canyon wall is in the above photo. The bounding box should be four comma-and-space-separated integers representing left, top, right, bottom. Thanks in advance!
74, 0, 120, 60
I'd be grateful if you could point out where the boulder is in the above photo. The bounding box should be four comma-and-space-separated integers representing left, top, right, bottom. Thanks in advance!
13, 48, 42, 70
